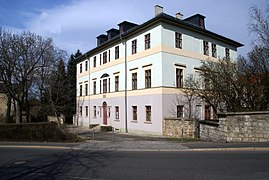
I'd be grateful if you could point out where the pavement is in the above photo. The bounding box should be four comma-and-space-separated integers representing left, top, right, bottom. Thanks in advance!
1, 126, 269, 152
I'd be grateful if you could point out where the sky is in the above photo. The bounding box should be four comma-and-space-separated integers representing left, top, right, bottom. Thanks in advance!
0, 0, 268, 57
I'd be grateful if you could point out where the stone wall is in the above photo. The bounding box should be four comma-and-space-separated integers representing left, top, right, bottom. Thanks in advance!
163, 118, 197, 138
199, 111, 269, 142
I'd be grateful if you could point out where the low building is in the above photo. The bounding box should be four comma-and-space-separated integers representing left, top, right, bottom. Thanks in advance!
76, 5, 243, 135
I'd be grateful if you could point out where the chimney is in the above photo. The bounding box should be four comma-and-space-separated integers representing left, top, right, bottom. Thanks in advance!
176, 12, 183, 20
155, 5, 163, 16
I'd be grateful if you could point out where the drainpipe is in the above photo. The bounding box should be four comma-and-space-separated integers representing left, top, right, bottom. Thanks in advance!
124, 38, 128, 133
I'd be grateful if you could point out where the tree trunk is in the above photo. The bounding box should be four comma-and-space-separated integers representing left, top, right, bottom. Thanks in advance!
15, 101, 20, 124
5, 94, 11, 123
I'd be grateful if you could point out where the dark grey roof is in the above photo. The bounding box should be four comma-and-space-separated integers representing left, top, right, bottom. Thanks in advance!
76, 12, 243, 64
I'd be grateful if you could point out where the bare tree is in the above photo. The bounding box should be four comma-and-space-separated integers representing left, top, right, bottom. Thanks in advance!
0, 28, 67, 123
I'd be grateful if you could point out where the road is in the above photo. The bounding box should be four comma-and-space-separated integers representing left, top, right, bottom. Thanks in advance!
0, 145, 268, 180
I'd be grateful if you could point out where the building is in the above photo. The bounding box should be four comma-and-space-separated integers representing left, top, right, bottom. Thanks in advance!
75, 5, 243, 135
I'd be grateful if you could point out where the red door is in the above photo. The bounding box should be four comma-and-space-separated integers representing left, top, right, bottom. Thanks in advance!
103, 102, 107, 125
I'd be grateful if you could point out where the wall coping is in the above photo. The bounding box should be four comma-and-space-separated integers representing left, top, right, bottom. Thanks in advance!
218, 111, 269, 117
164, 118, 196, 121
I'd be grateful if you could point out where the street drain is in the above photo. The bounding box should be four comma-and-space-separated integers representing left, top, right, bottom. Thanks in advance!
14, 161, 27, 165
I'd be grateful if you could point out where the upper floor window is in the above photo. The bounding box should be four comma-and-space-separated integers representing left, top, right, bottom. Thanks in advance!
93, 56, 96, 68
145, 106, 151, 122
176, 68, 183, 88
225, 48, 230, 59
177, 105, 183, 118
132, 73, 137, 90
132, 39, 137, 54
115, 76, 119, 92
103, 51, 107, 64
212, 43, 217, 58
93, 81, 96, 95
145, 69, 151, 88
100, 54, 102, 65
203, 41, 209, 56
85, 61, 88, 71
103, 79, 107, 93
145, 33, 150, 50
108, 50, 111, 62
115, 46, 119, 59
79, 63, 82, 73
85, 83, 88, 96
175, 32, 182, 49
79, 84, 82, 96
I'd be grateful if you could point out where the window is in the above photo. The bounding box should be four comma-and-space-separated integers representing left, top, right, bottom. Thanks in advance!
212, 43, 217, 58
145, 106, 151, 121
115, 106, 119, 119
115, 46, 119, 59
115, 76, 119, 92
204, 77, 211, 90
85, 61, 88, 71
177, 105, 183, 118
176, 68, 183, 88
145, 33, 150, 50
108, 78, 110, 93
100, 54, 102, 65
205, 105, 211, 120
85, 106, 88, 117
93, 81, 96, 95
103, 51, 107, 64
93, 106, 96, 118
175, 32, 182, 49
225, 48, 230, 59
132, 39, 137, 54
79, 85, 82, 96
93, 56, 96, 68
100, 80, 102, 94
108, 50, 110, 62
145, 69, 151, 88
85, 83, 88, 96
203, 41, 209, 55
79, 63, 82, 73
132, 73, 137, 90
79, 106, 82, 116
132, 106, 137, 121
103, 79, 107, 93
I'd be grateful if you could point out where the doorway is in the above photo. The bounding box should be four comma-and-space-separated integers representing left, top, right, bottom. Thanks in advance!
103, 102, 107, 125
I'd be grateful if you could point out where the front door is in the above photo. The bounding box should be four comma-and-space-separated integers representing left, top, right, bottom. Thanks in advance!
103, 102, 107, 125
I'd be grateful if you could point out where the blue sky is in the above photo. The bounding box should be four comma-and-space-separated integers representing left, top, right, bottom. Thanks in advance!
0, 0, 268, 57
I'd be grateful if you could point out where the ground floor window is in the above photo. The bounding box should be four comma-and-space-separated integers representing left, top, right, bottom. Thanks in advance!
85, 106, 88, 116
145, 106, 151, 121
132, 106, 137, 121
177, 105, 183, 118
115, 106, 119, 119
79, 106, 82, 116
93, 106, 96, 118
205, 105, 211, 120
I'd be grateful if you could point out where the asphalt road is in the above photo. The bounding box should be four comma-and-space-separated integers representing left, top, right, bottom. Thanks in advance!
0, 146, 269, 180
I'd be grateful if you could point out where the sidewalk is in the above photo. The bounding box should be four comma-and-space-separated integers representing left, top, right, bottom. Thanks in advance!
67, 126, 269, 152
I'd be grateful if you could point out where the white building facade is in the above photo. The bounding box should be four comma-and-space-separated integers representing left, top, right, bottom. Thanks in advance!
76, 6, 243, 135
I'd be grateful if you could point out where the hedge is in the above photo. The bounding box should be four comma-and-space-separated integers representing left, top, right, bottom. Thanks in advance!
0, 122, 79, 142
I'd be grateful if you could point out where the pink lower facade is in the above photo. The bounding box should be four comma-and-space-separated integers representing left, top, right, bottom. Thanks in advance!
77, 89, 206, 135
